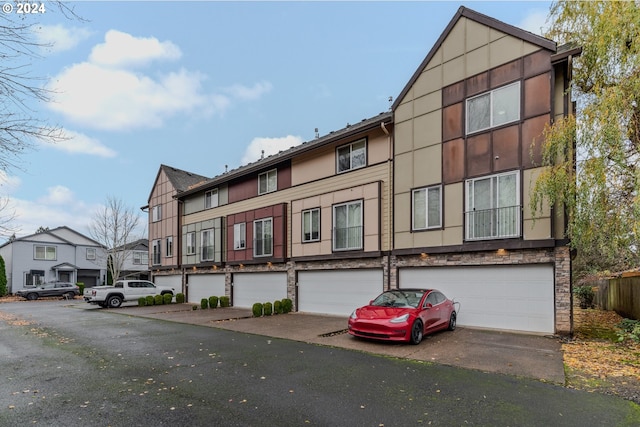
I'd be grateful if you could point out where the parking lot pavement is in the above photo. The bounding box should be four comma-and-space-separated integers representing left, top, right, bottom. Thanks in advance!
99, 303, 566, 384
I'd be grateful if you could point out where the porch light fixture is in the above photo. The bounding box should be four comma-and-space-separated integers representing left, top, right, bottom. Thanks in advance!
267, 261, 273, 268
192, 266, 197, 271
240, 264, 244, 269
420, 253, 429, 260
496, 248, 508, 256
213, 265, 217, 271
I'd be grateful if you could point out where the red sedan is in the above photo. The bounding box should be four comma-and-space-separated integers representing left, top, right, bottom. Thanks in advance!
348, 289, 457, 344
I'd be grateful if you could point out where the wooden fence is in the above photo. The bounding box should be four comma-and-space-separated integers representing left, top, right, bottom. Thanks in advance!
590, 276, 640, 320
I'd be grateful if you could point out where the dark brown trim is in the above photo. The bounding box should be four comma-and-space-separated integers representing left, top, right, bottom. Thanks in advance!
392, 239, 558, 256
292, 251, 382, 263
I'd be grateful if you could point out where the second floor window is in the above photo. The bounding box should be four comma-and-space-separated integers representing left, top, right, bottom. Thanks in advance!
133, 251, 149, 265
205, 189, 219, 209
234, 223, 246, 250
152, 205, 162, 222
186, 232, 196, 255
465, 171, 520, 240
254, 218, 273, 257
302, 208, 320, 242
258, 169, 277, 195
201, 229, 215, 261
466, 82, 520, 134
165, 236, 173, 257
333, 200, 363, 251
152, 240, 161, 265
337, 139, 366, 173
412, 186, 442, 230
34, 245, 56, 260
86, 248, 96, 260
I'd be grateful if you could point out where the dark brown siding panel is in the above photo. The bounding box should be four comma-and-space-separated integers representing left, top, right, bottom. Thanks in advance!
277, 165, 292, 190
524, 73, 551, 118
443, 102, 463, 141
225, 204, 287, 263
443, 138, 465, 184
492, 125, 520, 172
466, 71, 489, 97
523, 50, 552, 79
522, 114, 550, 168
228, 176, 257, 204
466, 133, 492, 177
490, 59, 522, 88
443, 81, 465, 106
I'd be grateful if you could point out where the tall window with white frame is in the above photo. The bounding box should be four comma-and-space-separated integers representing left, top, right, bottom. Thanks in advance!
186, 232, 196, 255
205, 189, 219, 209
466, 82, 520, 134
253, 218, 272, 257
302, 208, 320, 242
86, 248, 96, 260
201, 229, 215, 261
165, 236, 173, 257
34, 245, 56, 260
133, 251, 148, 265
337, 139, 366, 173
465, 171, 520, 240
333, 200, 363, 251
258, 169, 277, 195
412, 186, 442, 230
152, 205, 162, 222
234, 223, 246, 250
152, 239, 161, 265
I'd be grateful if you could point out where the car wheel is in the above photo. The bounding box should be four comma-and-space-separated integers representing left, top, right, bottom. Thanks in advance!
63, 292, 75, 300
448, 312, 457, 331
410, 319, 423, 345
107, 296, 123, 308
26, 293, 39, 301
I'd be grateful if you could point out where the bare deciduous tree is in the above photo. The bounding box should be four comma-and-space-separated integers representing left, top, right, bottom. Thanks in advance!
88, 196, 142, 284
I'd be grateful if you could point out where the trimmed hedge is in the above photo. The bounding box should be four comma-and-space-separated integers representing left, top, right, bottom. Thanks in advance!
176, 293, 185, 304
281, 298, 293, 313
145, 295, 155, 306
220, 296, 230, 307
274, 299, 282, 314
252, 302, 263, 317
137, 297, 146, 307
201, 298, 209, 309
264, 302, 273, 316
154, 294, 164, 305
209, 296, 219, 309
163, 293, 173, 304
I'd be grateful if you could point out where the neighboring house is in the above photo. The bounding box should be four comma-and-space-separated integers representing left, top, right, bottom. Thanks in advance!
147, 7, 577, 334
144, 165, 209, 291
0, 226, 107, 293
111, 238, 150, 281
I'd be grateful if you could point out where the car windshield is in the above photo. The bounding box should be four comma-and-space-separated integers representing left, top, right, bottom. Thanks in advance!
371, 290, 424, 308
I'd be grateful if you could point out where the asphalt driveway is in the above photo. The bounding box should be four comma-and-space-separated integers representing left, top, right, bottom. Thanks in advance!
103, 302, 566, 384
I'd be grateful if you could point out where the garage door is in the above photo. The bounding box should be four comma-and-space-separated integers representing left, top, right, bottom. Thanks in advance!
187, 274, 225, 304
399, 265, 554, 333
298, 269, 383, 316
154, 275, 182, 293
233, 273, 288, 308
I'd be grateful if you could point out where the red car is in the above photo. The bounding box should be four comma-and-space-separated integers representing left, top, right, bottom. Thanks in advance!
348, 289, 457, 345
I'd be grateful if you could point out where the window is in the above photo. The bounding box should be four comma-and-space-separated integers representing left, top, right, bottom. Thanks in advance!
152, 205, 162, 222
186, 232, 196, 255
86, 248, 96, 260
165, 236, 173, 257
253, 218, 273, 257
333, 201, 363, 251
34, 245, 56, 260
201, 229, 215, 261
337, 139, 366, 173
205, 189, 219, 209
258, 169, 277, 195
152, 240, 161, 265
302, 208, 320, 242
465, 171, 520, 240
412, 186, 442, 230
133, 251, 148, 265
234, 223, 246, 250
466, 82, 520, 134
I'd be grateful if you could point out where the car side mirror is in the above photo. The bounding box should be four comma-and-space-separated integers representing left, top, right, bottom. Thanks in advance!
424, 303, 433, 309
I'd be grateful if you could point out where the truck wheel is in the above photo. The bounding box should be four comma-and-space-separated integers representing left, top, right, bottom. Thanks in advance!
26, 293, 39, 301
107, 296, 123, 308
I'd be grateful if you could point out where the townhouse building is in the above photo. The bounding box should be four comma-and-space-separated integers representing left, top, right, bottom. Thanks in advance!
147, 7, 577, 334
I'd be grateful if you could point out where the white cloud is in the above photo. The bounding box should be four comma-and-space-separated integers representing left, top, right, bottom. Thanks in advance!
0, 171, 21, 195
89, 30, 182, 68
37, 186, 75, 206
519, 10, 550, 36
43, 130, 117, 157
241, 135, 303, 165
224, 81, 273, 101
46, 30, 271, 131
34, 24, 92, 53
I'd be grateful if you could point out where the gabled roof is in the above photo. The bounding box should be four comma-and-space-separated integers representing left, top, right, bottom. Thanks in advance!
0, 226, 103, 249
392, 6, 557, 111
146, 165, 209, 204
178, 111, 392, 198
112, 238, 148, 252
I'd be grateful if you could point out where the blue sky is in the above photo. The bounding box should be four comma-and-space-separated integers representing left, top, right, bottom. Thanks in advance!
1, 1, 552, 240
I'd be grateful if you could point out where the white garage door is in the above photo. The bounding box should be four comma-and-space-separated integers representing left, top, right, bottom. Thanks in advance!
298, 269, 383, 316
154, 275, 182, 293
233, 273, 288, 308
187, 274, 226, 304
399, 265, 554, 333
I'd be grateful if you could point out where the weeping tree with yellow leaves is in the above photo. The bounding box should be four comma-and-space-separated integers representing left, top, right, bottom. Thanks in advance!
531, 1, 640, 277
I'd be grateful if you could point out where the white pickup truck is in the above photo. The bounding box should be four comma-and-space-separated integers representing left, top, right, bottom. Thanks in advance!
84, 280, 177, 308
